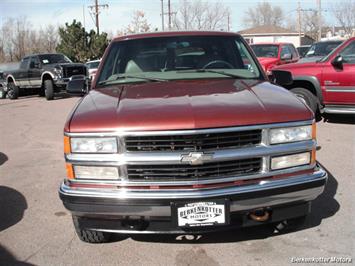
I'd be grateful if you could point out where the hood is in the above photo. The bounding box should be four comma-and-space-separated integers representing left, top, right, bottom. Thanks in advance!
257, 57, 279, 70
67, 79, 312, 133
298, 56, 323, 63
44, 63, 86, 69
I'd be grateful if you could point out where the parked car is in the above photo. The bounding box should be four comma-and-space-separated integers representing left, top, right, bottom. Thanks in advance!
297, 45, 311, 58
299, 40, 343, 63
250, 43, 299, 75
59, 31, 327, 243
274, 37, 355, 115
4, 53, 87, 100
86, 59, 101, 80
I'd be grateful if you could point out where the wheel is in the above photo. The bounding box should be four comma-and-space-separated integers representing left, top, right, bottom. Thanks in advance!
72, 216, 111, 243
0, 87, 6, 99
44, 79, 54, 100
291, 87, 319, 115
7, 82, 19, 100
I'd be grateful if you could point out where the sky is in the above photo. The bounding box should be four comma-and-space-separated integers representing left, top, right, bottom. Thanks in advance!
0, 0, 340, 35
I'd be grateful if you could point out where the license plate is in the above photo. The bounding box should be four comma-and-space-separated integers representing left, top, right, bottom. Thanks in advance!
173, 200, 228, 227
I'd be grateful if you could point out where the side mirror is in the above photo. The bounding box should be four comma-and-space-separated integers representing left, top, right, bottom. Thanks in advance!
66, 75, 89, 95
331, 55, 343, 70
281, 53, 292, 60
271, 70, 293, 86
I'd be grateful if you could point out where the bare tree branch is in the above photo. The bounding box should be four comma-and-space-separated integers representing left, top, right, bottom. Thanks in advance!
332, 0, 355, 36
173, 0, 230, 31
243, 2, 284, 27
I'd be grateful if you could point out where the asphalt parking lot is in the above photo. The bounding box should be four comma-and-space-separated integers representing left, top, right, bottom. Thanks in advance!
0, 95, 354, 266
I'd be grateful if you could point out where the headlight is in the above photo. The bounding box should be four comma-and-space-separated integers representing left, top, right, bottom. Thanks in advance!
271, 152, 311, 170
73, 165, 119, 179
71, 137, 118, 153
54, 67, 63, 76
269, 125, 313, 144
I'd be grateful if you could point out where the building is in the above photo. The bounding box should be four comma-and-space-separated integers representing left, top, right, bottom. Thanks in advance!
238, 25, 314, 47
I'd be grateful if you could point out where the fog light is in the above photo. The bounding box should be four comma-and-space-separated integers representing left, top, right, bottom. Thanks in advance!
271, 152, 311, 170
73, 165, 119, 180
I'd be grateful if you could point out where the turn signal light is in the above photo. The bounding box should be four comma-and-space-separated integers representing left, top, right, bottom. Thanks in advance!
64, 136, 71, 154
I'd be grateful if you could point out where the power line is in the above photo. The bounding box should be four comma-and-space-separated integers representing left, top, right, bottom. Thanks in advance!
88, 0, 109, 34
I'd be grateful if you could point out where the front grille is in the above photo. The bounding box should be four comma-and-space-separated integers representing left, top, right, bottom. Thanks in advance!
63, 66, 86, 78
125, 130, 262, 152
127, 158, 262, 181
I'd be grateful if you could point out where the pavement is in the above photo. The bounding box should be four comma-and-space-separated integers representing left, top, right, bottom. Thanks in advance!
0, 95, 354, 266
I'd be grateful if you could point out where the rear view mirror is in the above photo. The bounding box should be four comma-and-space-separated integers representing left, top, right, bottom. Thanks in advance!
271, 70, 293, 86
66, 75, 88, 95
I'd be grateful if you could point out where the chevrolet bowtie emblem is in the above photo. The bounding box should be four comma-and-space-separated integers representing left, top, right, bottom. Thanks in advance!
181, 152, 214, 165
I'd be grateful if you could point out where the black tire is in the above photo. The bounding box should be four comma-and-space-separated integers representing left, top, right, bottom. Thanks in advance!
0, 87, 6, 99
291, 87, 319, 115
72, 216, 111, 243
7, 82, 19, 100
44, 79, 54, 100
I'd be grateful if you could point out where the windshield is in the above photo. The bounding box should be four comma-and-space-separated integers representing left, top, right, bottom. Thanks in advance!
38, 54, 72, 64
305, 41, 342, 57
251, 44, 279, 58
97, 35, 262, 86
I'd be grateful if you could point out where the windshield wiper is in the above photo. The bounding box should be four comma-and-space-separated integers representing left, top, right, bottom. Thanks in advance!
176, 69, 247, 79
98, 74, 168, 86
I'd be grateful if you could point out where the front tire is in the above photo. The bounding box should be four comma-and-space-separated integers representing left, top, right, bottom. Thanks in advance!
7, 82, 19, 100
0, 87, 6, 99
291, 87, 319, 115
44, 79, 54, 100
72, 216, 112, 243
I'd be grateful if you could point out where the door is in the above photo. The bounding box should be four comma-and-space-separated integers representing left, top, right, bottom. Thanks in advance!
16, 57, 30, 87
28, 56, 42, 88
322, 40, 355, 105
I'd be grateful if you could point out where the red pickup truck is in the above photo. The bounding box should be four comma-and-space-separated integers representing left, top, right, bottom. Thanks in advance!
250, 43, 299, 75
274, 37, 355, 116
59, 31, 327, 243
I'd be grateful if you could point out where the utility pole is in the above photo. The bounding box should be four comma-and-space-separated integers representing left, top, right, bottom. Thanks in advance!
161, 0, 176, 31
317, 0, 322, 41
168, 0, 172, 30
227, 13, 230, 32
297, 1, 302, 46
161, 0, 165, 31
88, 0, 109, 34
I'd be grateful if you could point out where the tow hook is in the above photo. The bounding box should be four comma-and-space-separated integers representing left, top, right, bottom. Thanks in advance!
248, 209, 271, 222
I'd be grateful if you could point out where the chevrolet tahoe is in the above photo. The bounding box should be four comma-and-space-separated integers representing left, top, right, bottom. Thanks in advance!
59, 31, 327, 243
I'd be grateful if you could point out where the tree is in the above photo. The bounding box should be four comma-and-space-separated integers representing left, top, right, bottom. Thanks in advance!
243, 2, 284, 27
56, 20, 108, 62
332, 0, 355, 37
172, 0, 231, 31
286, 9, 324, 41
125, 11, 151, 34
0, 17, 59, 63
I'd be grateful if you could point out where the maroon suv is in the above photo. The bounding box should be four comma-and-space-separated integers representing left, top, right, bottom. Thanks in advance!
59, 31, 327, 243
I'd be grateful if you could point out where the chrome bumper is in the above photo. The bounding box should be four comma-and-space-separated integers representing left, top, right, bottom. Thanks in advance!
59, 166, 327, 217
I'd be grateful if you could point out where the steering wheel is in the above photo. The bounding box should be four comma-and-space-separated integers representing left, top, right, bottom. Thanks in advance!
202, 60, 234, 69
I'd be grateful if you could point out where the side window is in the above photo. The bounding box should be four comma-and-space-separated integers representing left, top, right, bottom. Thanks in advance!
29, 56, 40, 68
280, 46, 291, 59
289, 45, 298, 59
340, 41, 355, 64
20, 57, 30, 69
